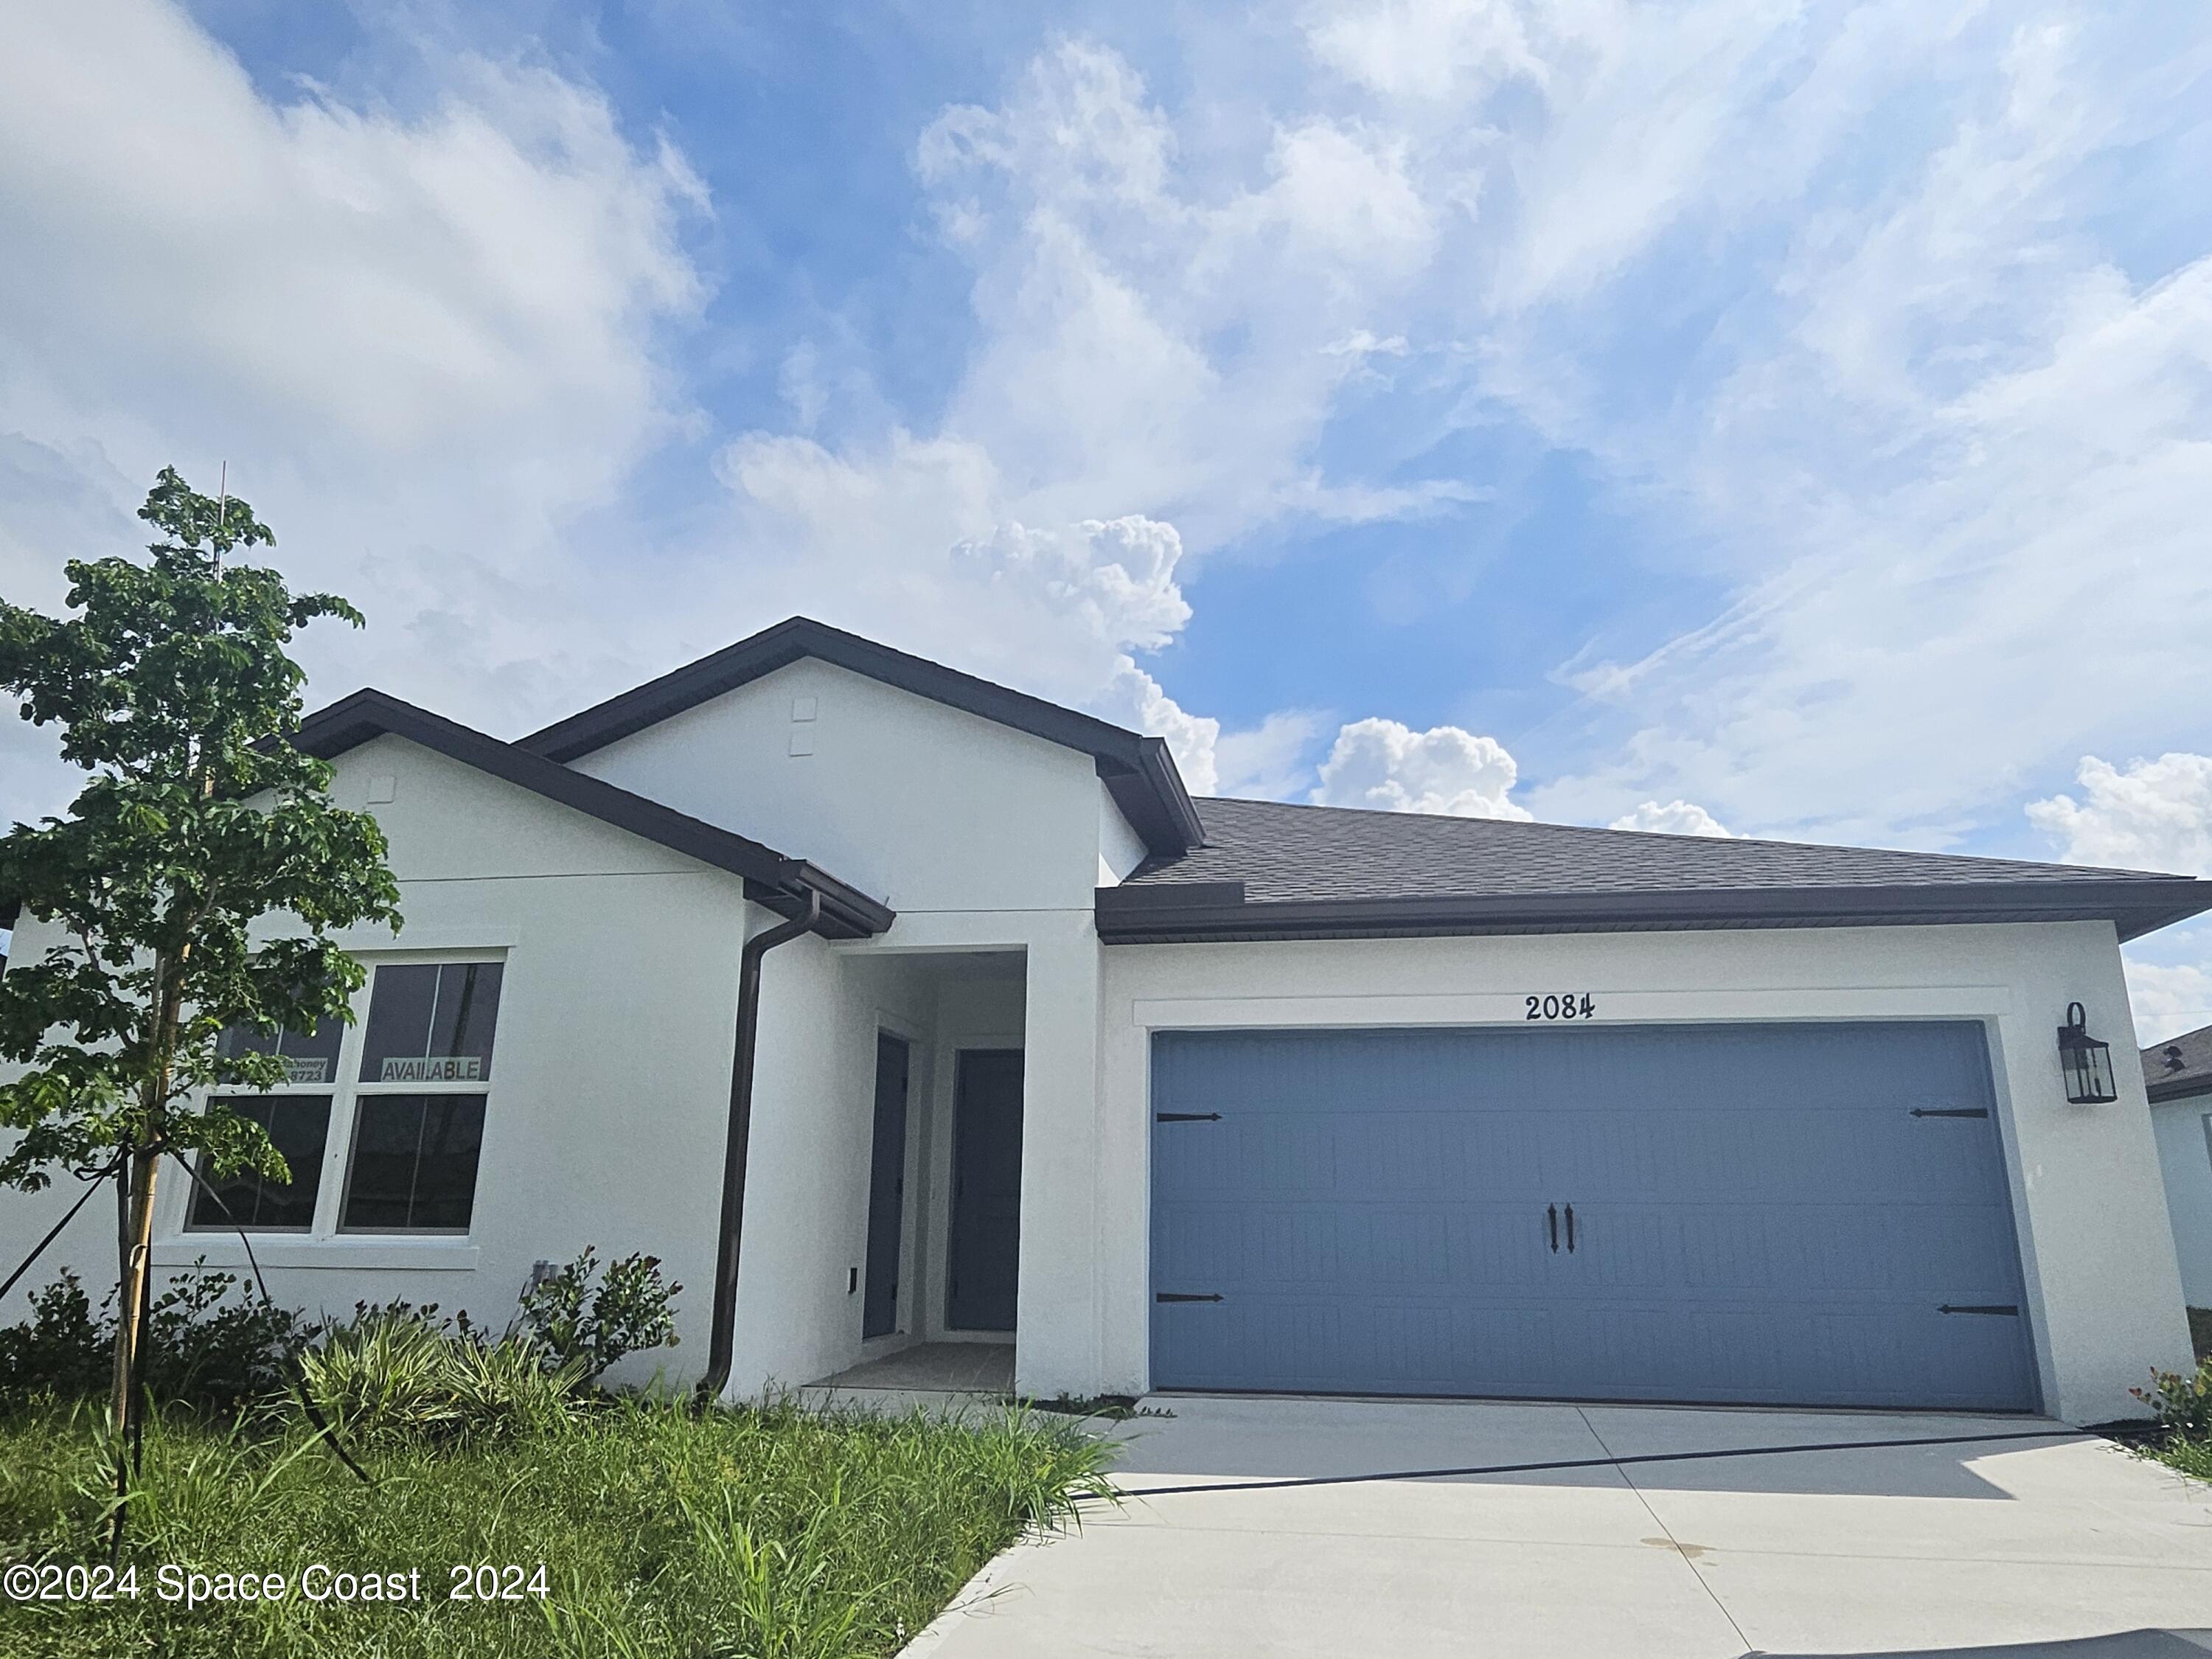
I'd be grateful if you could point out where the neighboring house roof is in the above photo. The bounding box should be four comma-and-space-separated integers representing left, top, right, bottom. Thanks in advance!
1098, 796, 2212, 944
2145, 1024, 2212, 1104
291, 689, 894, 940
518, 616, 1205, 858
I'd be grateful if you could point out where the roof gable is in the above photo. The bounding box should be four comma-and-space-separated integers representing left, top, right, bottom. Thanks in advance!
291, 690, 892, 939
518, 616, 1202, 858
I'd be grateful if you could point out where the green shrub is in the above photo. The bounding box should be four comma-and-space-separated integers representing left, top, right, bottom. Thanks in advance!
297, 1304, 588, 1442
513, 1246, 681, 1380
0, 1265, 302, 1411
139, 1267, 305, 1407
0, 1273, 108, 1402
2136, 1357, 2212, 1442
0, 1244, 675, 1430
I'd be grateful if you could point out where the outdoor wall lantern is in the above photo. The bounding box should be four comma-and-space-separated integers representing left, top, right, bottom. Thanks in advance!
2056, 1002, 2118, 1105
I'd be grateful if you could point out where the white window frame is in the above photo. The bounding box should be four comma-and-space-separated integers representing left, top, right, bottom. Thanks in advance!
168, 947, 507, 1243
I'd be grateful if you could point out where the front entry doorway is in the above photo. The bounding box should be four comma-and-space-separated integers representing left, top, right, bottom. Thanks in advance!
947, 1049, 1023, 1332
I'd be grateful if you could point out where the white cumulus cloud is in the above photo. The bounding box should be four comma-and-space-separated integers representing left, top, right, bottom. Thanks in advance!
956, 517, 1194, 652
1101, 658, 1222, 796
1312, 717, 1531, 818
1609, 800, 1733, 838
2026, 754, 2212, 875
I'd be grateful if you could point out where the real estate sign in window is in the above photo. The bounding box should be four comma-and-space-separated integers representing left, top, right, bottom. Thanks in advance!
186, 959, 504, 1238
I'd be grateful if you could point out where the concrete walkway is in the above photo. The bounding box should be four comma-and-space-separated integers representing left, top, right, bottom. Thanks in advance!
796, 1341, 1015, 1416
904, 1395, 2212, 1658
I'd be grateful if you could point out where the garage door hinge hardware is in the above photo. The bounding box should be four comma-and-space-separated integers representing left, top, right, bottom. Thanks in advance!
1155, 1112, 1222, 1122
1155, 1292, 1224, 1303
1937, 1304, 2020, 1316
1910, 1107, 1991, 1119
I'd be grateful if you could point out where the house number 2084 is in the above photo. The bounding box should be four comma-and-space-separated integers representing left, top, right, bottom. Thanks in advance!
1526, 993, 1596, 1020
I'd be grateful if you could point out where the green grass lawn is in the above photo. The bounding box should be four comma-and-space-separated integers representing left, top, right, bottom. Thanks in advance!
0, 1395, 1116, 1658
2156, 1432, 2212, 1483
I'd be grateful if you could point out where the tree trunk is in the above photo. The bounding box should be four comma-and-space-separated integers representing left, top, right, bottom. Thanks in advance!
106, 1140, 159, 1559
110, 950, 184, 1559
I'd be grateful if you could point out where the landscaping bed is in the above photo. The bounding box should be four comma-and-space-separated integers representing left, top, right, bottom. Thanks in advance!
0, 1393, 1113, 1658
2137, 1345, 2212, 1485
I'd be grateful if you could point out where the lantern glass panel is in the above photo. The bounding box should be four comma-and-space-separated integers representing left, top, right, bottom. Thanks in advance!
2059, 1023, 2118, 1105
2083, 1040, 2115, 1102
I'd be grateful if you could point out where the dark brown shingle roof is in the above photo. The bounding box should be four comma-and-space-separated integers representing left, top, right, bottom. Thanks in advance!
2145, 1024, 2212, 1103
1099, 796, 2211, 943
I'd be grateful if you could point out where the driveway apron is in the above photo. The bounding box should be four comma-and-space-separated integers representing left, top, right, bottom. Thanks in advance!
902, 1396, 2212, 1659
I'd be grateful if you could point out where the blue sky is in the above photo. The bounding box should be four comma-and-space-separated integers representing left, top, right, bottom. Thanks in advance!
3, 1, 2211, 1034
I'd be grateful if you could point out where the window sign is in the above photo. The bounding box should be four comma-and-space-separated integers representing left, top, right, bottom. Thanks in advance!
216, 1015, 345, 1086
358, 962, 502, 1085
186, 1097, 332, 1231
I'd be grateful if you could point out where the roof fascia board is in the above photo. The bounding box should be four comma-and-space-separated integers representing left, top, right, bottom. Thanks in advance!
293, 690, 893, 939
1096, 877, 2211, 945
518, 617, 1202, 857
2147, 1077, 2212, 1104
1101, 740, 1206, 855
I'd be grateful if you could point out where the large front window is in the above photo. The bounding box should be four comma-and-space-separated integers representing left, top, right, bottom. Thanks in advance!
186, 958, 504, 1237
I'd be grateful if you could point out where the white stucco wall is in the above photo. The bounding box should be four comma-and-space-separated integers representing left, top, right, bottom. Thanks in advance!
726, 944, 942, 1396
2152, 1095, 2212, 1307
0, 734, 757, 1388
1098, 782, 1150, 886
1074, 919, 2191, 1422
570, 658, 1130, 914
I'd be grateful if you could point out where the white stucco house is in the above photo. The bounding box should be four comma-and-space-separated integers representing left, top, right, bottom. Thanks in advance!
2146, 1026, 2212, 1314
2, 616, 2205, 1422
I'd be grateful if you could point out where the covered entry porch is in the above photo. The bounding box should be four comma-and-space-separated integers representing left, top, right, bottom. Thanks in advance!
739, 940, 1042, 1401
843, 949, 1027, 1372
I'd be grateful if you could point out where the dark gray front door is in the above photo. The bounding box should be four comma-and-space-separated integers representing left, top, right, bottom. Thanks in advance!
862, 1033, 910, 1340
947, 1050, 1023, 1332
1150, 1022, 2037, 1411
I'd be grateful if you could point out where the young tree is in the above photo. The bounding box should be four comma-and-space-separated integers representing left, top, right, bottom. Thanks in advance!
0, 468, 400, 1527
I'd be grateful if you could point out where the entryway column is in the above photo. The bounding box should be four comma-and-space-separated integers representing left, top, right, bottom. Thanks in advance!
1012, 913, 1104, 1399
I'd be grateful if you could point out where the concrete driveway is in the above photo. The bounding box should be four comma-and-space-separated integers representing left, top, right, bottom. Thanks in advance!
906, 1395, 2212, 1658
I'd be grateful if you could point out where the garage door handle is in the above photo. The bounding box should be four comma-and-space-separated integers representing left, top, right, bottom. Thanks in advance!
1155, 1112, 1222, 1122
1565, 1204, 1576, 1253
1937, 1304, 2020, 1316
1156, 1292, 1224, 1304
1547, 1204, 1559, 1253
1911, 1107, 1990, 1119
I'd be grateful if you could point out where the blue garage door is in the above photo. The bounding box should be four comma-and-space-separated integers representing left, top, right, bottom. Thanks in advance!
1150, 1023, 2037, 1411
